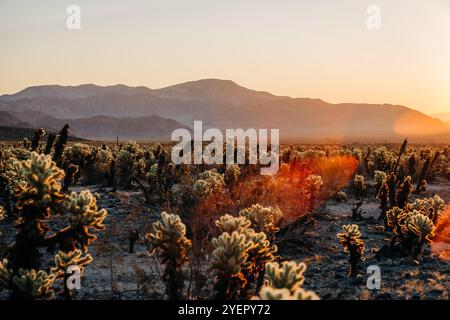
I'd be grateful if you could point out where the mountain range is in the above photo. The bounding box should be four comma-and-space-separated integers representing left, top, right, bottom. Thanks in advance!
1, 79, 449, 142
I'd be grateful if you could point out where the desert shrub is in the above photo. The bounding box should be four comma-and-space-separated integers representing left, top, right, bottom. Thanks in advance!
337, 224, 364, 277
146, 212, 191, 299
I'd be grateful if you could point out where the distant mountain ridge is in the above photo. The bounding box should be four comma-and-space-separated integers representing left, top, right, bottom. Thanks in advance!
1, 79, 449, 142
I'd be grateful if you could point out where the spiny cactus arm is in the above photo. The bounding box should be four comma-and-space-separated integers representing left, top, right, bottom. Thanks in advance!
45, 190, 107, 252
239, 204, 282, 236
265, 261, 307, 292
13, 152, 66, 218
211, 231, 254, 277
146, 212, 191, 264
51, 250, 93, 278
405, 211, 436, 243
215, 214, 252, 234
12, 269, 56, 300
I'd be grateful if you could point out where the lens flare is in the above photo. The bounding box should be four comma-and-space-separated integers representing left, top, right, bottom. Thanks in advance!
432, 206, 450, 261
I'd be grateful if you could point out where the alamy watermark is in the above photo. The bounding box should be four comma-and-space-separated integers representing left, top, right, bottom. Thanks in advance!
366, 265, 381, 290
171, 121, 279, 175
366, 5, 381, 30
66, 5, 81, 30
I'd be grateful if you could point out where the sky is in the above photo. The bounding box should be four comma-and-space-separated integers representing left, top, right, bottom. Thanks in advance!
0, 0, 449, 115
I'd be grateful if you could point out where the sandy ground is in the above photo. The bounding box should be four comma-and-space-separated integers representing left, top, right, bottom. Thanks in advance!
1, 179, 449, 300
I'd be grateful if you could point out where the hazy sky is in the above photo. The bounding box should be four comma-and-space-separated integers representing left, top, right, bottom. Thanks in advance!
0, 0, 449, 114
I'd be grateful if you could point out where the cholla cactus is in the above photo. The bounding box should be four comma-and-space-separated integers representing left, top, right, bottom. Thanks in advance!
254, 287, 319, 300
265, 261, 307, 292
395, 176, 413, 209
51, 250, 92, 298
242, 229, 277, 296
402, 211, 436, 257
13, 269, 55, 300
214, 214, 277, 298
225, 164, 241, 186
194, 169, 225, 199
146, 212, 191, 299
211, 231, 253, 299
2, 152, 107, 299
304, 174, 323, 211
51, 250, 92, 276
373, 170, 387, 195
353, 175, 366, 199
13, 152, 66, 214
377, 180, 389, 224
337, 224, 365, 277
62, 190, 107, 251
0, 259, 55, 300
408, 195, 446, 225
215, 214, 252, 234
386, 207, 408, 239
239, 204, 282, 241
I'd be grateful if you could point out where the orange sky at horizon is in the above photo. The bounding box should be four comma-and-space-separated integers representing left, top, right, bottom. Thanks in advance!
0, 0, 449, 115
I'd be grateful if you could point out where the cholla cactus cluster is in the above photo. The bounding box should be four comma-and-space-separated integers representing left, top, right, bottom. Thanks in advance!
193, 169, 225, 199
385, 195, 444, 257
337, 224, 365, 277
304, 174, 323, 210
0, 261, 56, 300
239, 204, 282, 240
407, 195, 445, 224
211, 207, 279, 299
146, 212, 191, 299
0, 151, 107, 299
253, 261, 319, 300
224, 163, 241, 186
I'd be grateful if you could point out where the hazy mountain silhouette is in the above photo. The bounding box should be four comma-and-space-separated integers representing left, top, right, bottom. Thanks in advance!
1, 79, 449, 142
